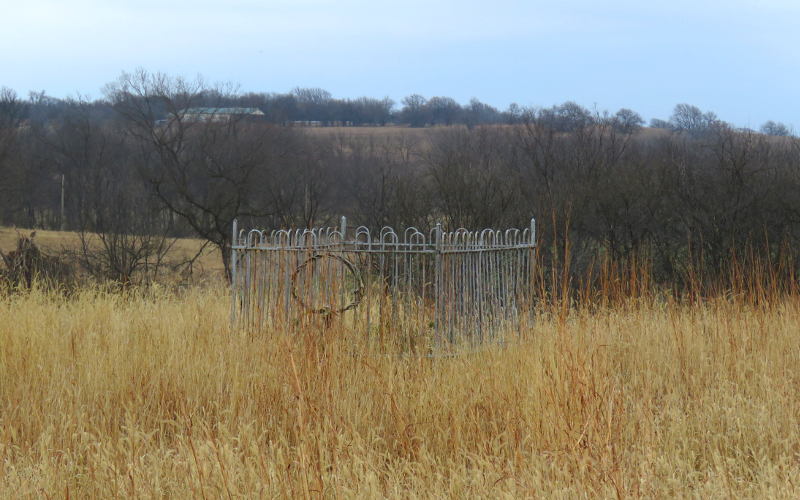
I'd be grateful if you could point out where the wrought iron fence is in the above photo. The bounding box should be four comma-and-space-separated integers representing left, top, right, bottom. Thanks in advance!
231, 217, 536, 347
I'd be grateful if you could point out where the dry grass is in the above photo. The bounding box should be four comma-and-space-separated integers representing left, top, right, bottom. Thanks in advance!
302, 125, 434, 138
0, 227, 81, 254
0, 226, 224, 277
2, 285, 800, 498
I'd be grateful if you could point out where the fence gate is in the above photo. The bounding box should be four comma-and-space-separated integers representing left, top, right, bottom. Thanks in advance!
231, 217, 536, 347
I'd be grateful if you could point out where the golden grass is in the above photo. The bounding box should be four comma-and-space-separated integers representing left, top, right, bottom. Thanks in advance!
302, 125, 433, 138
2, 286, 800, 498
0, 227, 81, 254
0, 226, 224, 277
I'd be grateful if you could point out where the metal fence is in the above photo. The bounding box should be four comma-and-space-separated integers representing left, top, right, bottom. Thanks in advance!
231, 217, 536, 347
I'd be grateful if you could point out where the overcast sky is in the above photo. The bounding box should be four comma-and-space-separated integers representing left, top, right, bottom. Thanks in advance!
2, 0, 798, 128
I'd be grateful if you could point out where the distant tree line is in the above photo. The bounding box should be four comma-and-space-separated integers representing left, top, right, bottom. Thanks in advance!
0, 70, 798, 290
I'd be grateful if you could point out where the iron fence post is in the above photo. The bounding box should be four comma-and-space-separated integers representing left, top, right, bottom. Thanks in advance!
529, 217, 536, 320
230, 218, 238, 326
434, 222, 443, 345
340, 215, 347, 314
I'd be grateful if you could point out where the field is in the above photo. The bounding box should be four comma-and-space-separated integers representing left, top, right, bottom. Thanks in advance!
2, 281, 800, 497
303, 125, 436, 138
0, 226, 225, 278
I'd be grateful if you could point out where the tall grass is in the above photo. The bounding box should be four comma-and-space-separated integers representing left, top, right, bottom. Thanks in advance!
2, 276, 800, 497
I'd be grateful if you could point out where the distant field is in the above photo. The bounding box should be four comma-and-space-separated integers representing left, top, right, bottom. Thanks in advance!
0, 226, 80, 254
302, 125, 438, 138
0, 226, 224, 277
301, 123, 673, 144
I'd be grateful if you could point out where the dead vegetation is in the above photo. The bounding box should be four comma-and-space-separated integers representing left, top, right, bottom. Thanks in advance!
1, 262, 800, 496
0, 231, 73, 292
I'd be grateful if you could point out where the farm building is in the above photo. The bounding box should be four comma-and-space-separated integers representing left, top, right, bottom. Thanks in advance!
180, 107, 265, 123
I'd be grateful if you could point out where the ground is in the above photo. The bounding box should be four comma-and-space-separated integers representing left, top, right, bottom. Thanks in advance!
0, 226, 224, 278
1, 283, 799, 497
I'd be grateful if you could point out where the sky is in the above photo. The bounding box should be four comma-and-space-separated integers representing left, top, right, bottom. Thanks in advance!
2, 0, 799, 129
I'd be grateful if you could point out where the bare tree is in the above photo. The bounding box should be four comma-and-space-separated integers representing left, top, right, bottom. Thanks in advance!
0, 88, 28, 224
536, 101, 594, 132
649, 118, 670, 129
401, 94, 428, 127
760, 120, 792, 137
40, 98, 178, 285
427, 96, 462, 126
463, 98, 501, 129
327, 132, 431, 229
105, 70, 300, 279
0, 88, 26, 158
669, 103, 720, 135
426, 126, 521, 228
612, 108, 644, 134
292, 87, 333, 123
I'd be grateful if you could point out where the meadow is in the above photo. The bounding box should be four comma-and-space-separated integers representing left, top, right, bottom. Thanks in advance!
2, 278, 800, 497
0, 226, 225, 281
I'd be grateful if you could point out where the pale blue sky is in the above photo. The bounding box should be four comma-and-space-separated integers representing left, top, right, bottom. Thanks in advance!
2, 0, 798, 128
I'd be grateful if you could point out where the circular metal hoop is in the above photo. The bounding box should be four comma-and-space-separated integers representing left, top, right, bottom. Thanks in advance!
290, 253, 364, 315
